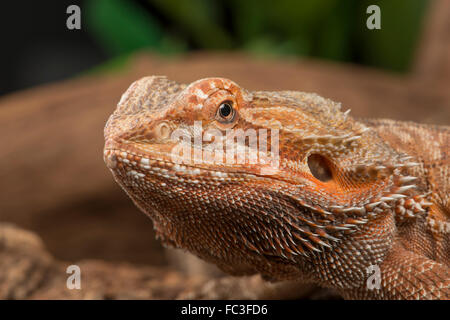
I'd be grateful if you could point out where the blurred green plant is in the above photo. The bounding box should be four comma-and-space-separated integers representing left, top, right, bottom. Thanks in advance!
85, 0, 429, 73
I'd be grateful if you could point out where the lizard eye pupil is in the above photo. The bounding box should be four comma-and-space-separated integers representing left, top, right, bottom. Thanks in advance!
217, 101, 235, 123
219, 102, 232, 117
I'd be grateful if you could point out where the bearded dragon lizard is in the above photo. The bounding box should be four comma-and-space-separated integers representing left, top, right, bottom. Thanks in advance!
104, 76, 449, 299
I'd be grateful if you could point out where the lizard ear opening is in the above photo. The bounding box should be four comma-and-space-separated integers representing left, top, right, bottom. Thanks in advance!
307, 154, 333, 182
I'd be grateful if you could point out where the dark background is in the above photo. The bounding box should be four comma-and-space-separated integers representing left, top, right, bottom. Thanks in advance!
1, 0, 428, 96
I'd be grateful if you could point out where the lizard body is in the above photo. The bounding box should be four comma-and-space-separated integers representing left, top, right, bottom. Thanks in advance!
104, 76, 449, 299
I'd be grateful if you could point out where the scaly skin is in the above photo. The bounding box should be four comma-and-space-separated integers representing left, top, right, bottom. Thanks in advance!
104, 76, 449, 299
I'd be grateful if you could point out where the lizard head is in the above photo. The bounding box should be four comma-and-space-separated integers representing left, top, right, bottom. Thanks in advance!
104, 76, 425, 283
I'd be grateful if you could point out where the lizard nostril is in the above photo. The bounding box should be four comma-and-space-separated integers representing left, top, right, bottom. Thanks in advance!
103, 149, 118, 169
307, 154, 333, 182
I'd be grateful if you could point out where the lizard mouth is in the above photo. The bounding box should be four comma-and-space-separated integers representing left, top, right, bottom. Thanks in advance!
103, 147, 287, 184
104, 131, 295, 183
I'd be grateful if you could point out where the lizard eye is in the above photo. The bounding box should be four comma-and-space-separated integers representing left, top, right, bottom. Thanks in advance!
216, 101, 235, 123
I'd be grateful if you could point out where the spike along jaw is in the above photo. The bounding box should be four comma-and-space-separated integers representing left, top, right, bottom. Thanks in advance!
287, 127, 430, 253
221, 93, 430, 271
